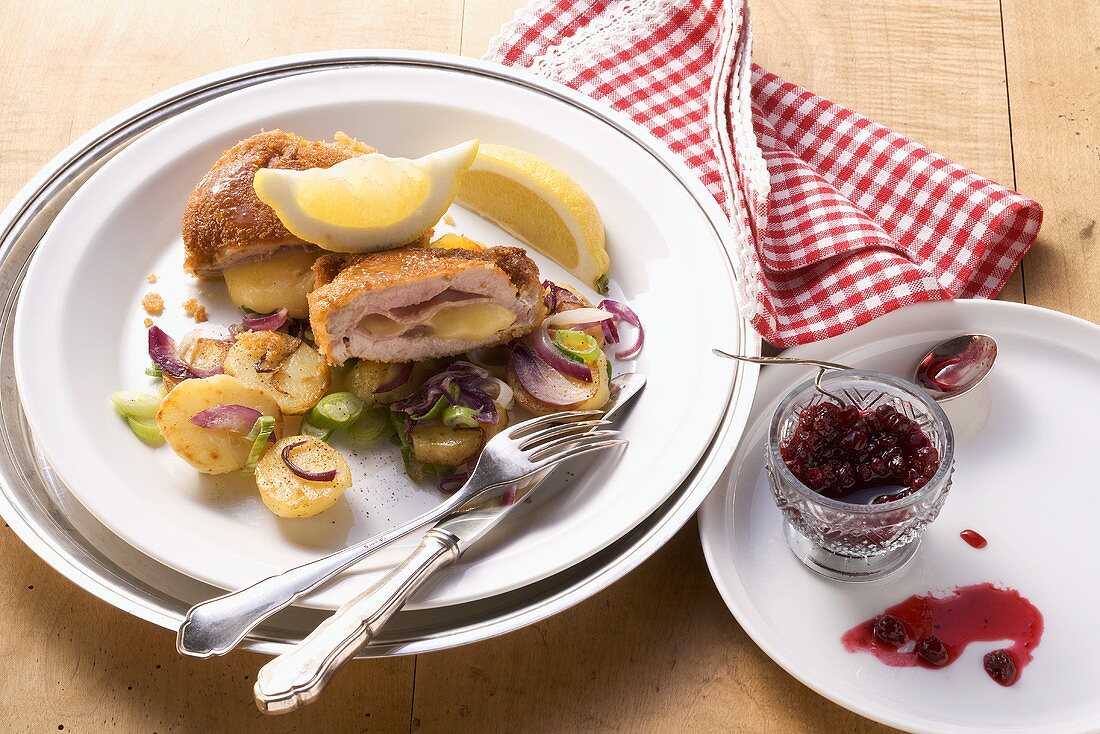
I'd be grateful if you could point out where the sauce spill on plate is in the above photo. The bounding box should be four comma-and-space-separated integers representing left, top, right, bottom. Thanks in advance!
842, 583, 1043, 686
960, 529, 988, 548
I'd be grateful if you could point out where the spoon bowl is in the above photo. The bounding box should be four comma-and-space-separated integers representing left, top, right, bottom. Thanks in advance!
913, 333, 998, 401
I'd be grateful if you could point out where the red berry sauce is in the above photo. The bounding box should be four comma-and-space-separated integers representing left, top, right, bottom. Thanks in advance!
960, 529, 988, 548
842, 583, 1043, 686
780, 402, 940, 502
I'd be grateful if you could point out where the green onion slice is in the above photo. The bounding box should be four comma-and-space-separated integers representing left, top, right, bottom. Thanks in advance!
307, 392, 364, 431
145, 364, 164, 378
112, 390, 162, 421
300, 420, 333, 441
126, 417, 164, 446
242, 416, 276, 472
349, 407, 392, 443
553, 329, 601, 363
442, 405, 480, 429
413, 396, 449, 422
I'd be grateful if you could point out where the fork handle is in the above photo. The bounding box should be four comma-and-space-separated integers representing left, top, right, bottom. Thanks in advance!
253, 529, 460, 714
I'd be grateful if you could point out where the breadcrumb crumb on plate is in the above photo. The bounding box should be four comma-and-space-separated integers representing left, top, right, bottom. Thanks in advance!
181, 298, 208, 323
141, 292, 164, 316
146, 273, 158, 283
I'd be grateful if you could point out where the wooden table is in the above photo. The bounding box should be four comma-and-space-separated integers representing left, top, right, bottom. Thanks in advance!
0, 1, 1093, 731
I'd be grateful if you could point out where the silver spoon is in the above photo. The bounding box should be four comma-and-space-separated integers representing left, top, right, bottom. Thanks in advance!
713, 332, 997, 403
912, 333, 997, 401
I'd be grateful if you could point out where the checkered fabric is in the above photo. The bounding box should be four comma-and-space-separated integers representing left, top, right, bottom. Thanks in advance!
486, 0, 1042, 346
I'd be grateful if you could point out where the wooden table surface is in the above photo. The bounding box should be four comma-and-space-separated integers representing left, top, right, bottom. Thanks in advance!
0, 1, 1094, 731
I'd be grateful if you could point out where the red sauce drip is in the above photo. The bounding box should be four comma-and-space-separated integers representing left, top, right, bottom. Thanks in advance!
842, 583, 1043, 686
960, 529, 988, 548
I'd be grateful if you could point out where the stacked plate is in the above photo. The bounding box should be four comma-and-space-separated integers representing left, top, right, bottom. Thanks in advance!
0, 51, 759, 655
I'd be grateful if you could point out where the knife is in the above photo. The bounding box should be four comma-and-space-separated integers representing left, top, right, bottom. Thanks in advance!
253, 373, 645, 714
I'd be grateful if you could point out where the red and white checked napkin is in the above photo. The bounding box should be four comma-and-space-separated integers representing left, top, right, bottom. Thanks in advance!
486, 0, 1043, 346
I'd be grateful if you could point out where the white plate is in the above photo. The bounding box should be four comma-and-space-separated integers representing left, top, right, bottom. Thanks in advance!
15, 60, 749, 610
700, 299, 1100, 734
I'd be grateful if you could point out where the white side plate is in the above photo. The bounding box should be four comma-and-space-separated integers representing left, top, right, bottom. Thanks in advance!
700, 299, 1100, 734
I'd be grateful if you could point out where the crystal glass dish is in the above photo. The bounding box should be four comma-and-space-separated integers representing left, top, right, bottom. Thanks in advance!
766, 370, 954, 581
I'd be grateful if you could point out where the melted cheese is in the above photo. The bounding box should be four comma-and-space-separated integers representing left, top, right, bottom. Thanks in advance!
359, 302, 515, 341
223, 252, 318, 319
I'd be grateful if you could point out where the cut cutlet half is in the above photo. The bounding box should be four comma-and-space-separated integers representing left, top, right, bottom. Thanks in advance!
308, 246, 545, 365
182, 130, 377, 278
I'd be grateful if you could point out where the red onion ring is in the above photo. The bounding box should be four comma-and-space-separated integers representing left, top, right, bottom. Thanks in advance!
437, 471, 469, 494
241, 307, 289, 332
189, 404, 262, 433
375, 362, 414, 394
512, 344, 593, 406
599, 299, 645, 359
148, 326, 194, 379
543, 281, 583, 313
281, 439, 337, 482
531, 325, 592, 382
148, 325, 223, 378
601, 316, 620, 345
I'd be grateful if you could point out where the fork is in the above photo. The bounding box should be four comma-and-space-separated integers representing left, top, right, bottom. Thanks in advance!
177, 409, 624, 658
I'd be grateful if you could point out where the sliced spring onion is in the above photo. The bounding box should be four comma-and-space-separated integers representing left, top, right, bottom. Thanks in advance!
348, 407, 392, 443
307, 392, 364, 431
145, 364, 164, 378
111, 390, 162, 421
242, 416, 276, 472
413, 396, 449, 422
553, 329, 601, 363
299, 420, 333, 441
126, 417, 164, 446
442, 405, 480, 428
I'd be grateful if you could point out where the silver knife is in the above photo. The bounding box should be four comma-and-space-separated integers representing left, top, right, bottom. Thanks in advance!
253, 373, 645, 714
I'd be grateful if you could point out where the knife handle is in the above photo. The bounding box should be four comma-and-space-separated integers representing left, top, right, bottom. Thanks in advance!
253, 529, 459, 714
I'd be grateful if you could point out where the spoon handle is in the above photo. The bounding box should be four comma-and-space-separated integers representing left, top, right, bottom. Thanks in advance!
711, 349, 851, 371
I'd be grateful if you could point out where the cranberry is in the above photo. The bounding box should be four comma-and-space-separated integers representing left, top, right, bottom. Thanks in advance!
872, 614, 908, 647
983, 649, 1017, 685
839, 430, 868, 452
916, 636, 949, 666
780, 400, 940, 501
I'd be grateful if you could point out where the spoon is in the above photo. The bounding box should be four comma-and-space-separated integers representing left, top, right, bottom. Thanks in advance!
713, 332, 998, 403
913, 333, 997, 401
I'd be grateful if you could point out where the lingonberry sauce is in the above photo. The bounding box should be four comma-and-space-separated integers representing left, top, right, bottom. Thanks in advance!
780, 402, 940, 501
960, 529, 988, 548
842, 583, 1043, 686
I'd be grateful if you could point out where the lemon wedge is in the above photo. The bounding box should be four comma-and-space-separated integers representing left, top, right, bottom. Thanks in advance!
456, 144, 609, 292
253, 140, 479, 253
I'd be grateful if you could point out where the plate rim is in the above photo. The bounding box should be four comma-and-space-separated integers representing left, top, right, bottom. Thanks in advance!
1, 49, 761, 651
698, 298, 1100, 734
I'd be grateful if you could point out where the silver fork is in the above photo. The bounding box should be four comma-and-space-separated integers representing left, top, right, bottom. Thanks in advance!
177, 410, 625, 658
